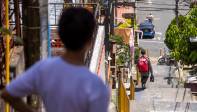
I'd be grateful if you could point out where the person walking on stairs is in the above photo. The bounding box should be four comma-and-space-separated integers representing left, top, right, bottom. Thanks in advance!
137, 49, 154, 89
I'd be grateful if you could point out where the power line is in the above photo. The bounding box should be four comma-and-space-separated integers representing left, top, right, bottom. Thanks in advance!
136, 1, 189, 6
136, 7, 189, 11
136, 9, 189, 11
136, 9, 179, 12
136, 6, 189, 9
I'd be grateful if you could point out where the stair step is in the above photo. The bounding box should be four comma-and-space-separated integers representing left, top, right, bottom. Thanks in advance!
136, 88, 191, 102
132, 88, 193, 112
130, 100, 197, 112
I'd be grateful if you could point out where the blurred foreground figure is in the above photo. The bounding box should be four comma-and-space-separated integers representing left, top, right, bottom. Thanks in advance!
1, 7, 109, 112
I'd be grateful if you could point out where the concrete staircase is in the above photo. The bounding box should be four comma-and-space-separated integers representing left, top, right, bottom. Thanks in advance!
130, 64, 197, 112
131, 88, 197, 112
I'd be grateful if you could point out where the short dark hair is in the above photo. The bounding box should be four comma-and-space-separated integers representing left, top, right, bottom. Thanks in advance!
58, 7, 96, 51
141, 49, 146, 55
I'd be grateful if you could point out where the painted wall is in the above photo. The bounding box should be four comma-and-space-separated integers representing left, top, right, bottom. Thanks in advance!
89, 26, 106, 83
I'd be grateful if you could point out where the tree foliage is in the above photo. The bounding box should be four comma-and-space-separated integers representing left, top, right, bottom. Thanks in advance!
165, 8, 197, 65
0, 27, 23, 45
110, 35, 130, 66
188, 8, 197, 27
112, 18, 133, 66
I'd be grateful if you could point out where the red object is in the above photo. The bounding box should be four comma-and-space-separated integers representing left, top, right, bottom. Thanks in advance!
51, 38, 64, 48
137, 56, 149, 73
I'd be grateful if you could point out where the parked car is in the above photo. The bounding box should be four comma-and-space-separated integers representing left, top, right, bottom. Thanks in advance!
139, 19, 155, 39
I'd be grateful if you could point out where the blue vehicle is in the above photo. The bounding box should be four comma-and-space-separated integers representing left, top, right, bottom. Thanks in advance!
139, 19, 155, 39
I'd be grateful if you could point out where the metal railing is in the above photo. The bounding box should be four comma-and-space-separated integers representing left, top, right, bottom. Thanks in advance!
118, 73, 130, 112
130, 76, 135, 100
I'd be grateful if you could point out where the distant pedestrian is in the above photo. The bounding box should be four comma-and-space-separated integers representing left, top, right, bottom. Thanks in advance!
137, 49, 154, 89
146, 13, 154, 22
1, 7, 109, 112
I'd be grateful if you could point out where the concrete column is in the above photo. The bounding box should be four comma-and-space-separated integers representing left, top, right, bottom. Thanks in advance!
39, 0, 49, 59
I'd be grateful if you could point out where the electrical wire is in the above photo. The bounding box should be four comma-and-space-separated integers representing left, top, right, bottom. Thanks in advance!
136, 1, 190, 6
136, 8, 189, 12
135, 0, 190, 12
136, 9, 189, 12
136, 6, 190, 10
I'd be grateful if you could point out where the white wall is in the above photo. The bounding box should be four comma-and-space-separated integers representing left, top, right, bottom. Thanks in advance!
89, 26, 106, 83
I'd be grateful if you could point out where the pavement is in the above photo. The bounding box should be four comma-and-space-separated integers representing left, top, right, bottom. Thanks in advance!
108, 102, 117, 112
109, 89, 118, 112
0, 99, 5, 112
130, 62, 197, 112
134, 0, 193, 110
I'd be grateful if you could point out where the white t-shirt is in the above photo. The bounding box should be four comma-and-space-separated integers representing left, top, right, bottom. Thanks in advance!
6, 57, 109, 112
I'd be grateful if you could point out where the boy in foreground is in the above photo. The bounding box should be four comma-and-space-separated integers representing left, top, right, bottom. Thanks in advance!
1, 7, 109, 112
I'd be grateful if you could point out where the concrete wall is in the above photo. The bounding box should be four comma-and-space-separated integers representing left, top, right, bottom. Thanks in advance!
89, 26, 106, 83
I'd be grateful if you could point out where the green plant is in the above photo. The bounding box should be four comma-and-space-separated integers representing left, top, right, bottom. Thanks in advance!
0, 27, 23, 45
187, 8, 197, 27
110, 35, 124, 45
112, 17, 137, 66
190, 2, 197, 8
134, 47, 140, 64
0, 27, 12, 36
165, 8, 197, 65
110, 35, 130, 66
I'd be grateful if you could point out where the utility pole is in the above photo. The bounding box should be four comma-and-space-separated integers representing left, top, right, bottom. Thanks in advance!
14, 0, 21, 37
115, 0, 117, 24
132, 1, 136, 39
175, 0, 179, 27
110, 0, 114, 35
104, 0, 111, 53
22, 0, 40, 106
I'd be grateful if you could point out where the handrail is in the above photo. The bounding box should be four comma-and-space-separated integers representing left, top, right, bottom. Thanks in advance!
118, 73, 130, 112
96, 46, 105, 75
89, 26, 105, 73
130, 76, 135, 100
136, 65, 140, 86
5, 0, 10, 111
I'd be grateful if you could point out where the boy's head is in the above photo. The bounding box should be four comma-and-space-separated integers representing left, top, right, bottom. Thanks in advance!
141, 49, 146, 55
58, 7, 96, 52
